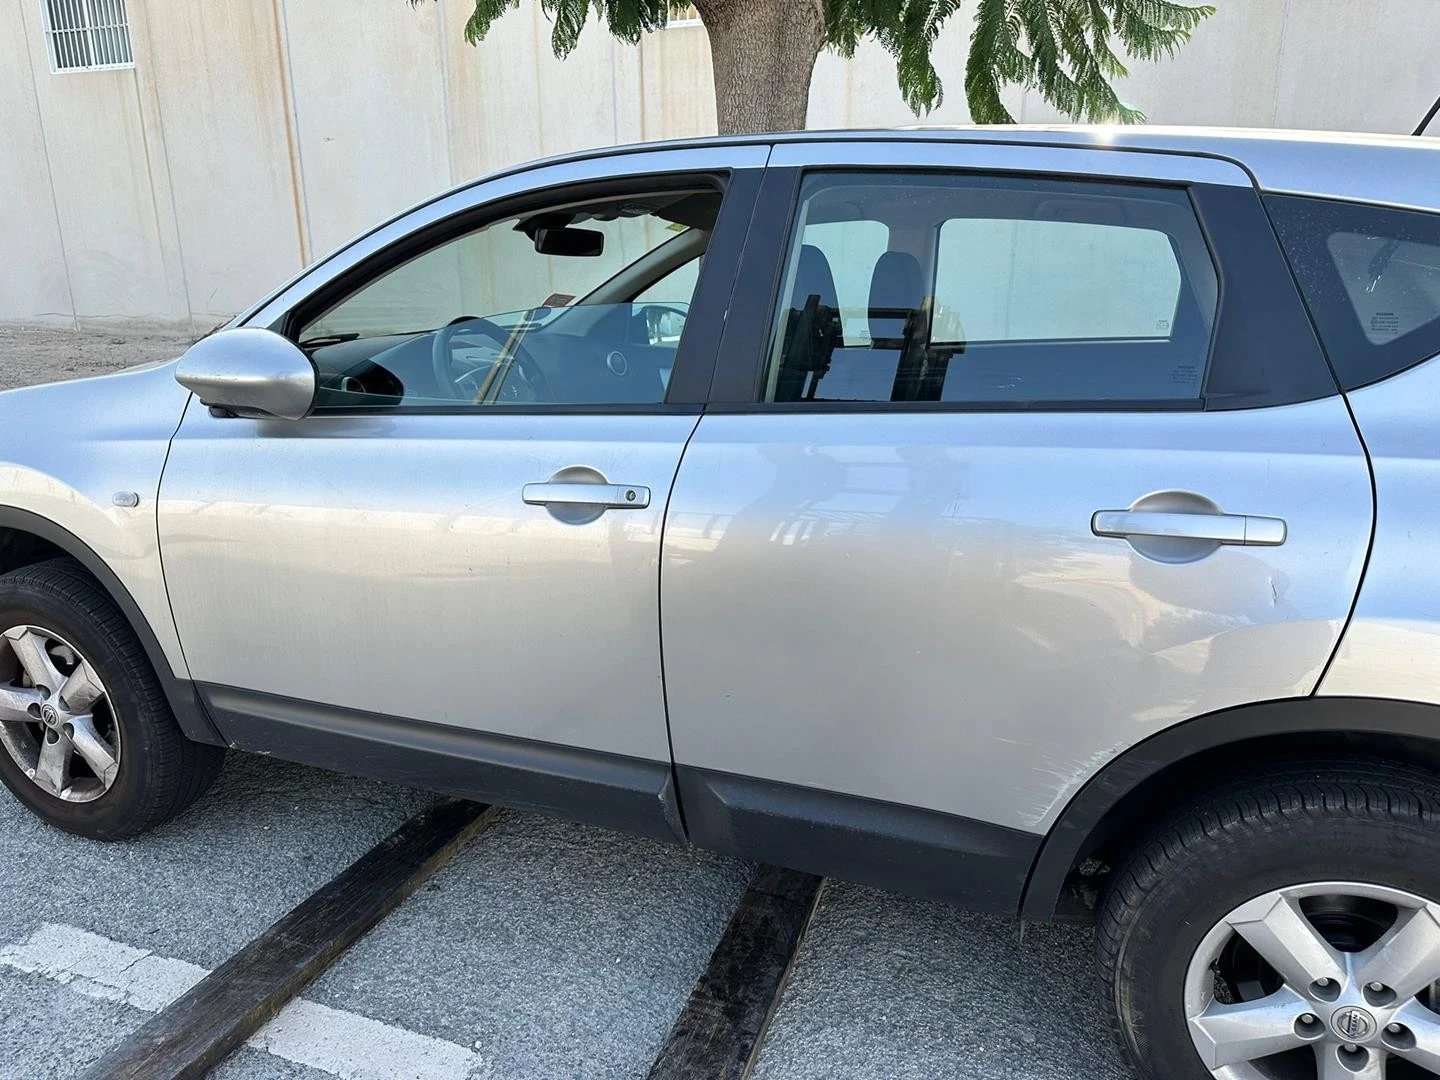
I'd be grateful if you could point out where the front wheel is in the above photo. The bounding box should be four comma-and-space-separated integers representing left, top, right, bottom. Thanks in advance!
1099, 762, 1440, 1080
0, 559, 223, 839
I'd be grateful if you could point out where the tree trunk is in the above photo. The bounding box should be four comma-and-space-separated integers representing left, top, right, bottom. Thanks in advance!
695, 0, 827, 135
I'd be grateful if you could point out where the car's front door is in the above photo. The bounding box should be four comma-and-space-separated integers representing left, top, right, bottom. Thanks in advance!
660, 141, 1375, 902
157, 145, 766, 838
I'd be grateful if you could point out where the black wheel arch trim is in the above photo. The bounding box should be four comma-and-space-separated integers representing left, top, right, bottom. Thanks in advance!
1020, 695, 1440, 922
0, 506, 224, 746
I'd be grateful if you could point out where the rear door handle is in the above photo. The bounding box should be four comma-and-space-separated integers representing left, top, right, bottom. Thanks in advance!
522, 482, 651, 509
1091, 510, 1287, 546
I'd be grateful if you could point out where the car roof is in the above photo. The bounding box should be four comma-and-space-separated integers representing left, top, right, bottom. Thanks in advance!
499, 125, 1440, 214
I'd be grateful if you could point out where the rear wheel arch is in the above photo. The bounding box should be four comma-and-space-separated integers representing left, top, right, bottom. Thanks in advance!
0, 507, 224, 746
1020, 696, 1440, 922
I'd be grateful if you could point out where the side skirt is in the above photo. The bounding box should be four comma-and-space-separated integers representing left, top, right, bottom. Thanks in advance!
199, 685, 1041, 913
199, 684, 687, 844
676, 766, 1039, 915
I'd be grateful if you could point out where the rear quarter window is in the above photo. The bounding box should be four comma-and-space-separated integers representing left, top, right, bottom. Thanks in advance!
1266, 194, 1440, 390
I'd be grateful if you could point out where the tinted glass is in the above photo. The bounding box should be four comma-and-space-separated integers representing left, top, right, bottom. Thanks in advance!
1267, 194, 1440, 389
935, 219, 1182, 342
762, 173, 1217, 406
797, 219, 891, 346
296, 189, 720, 409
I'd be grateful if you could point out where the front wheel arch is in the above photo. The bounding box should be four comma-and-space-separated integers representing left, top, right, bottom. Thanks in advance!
1021, 696, 1440, 922
0, 507, 223, 746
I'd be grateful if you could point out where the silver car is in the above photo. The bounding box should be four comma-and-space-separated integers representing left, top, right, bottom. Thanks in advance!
4, 127, 1440, 1079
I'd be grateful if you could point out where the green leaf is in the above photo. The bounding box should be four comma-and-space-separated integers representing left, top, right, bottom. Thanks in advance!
962, 0, 1214, 124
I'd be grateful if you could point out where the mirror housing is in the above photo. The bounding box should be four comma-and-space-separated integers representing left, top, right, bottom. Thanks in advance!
175, 328, 317, 420
533, 226, 604, 258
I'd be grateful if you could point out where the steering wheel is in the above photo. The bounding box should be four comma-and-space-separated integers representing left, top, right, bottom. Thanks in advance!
637, 303, 688, 341
430, 316, 553, 403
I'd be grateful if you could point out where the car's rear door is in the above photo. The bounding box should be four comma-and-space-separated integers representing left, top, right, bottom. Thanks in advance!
157, 145, 766, 839
659, 139, 1374, 907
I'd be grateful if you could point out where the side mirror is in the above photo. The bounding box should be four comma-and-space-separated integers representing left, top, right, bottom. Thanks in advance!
175, 328, 317, 420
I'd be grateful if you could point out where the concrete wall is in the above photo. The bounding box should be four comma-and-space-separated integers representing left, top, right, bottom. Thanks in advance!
3, 0, 1440, 332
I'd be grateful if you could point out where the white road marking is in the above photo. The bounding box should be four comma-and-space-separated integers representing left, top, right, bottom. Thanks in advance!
252, 998, 484, 1080
1, 922, 484, 1079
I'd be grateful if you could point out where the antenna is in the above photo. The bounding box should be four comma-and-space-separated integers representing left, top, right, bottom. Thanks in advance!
1414, 92, 1440, 136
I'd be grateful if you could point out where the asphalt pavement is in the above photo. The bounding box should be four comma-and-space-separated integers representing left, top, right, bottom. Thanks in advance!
751, 884, 1133, 1080
0, 753, 430, 1077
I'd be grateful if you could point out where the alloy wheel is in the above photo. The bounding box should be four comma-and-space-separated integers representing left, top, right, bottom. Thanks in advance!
1185, 881, 1440, 1079
0, 624, 120, 803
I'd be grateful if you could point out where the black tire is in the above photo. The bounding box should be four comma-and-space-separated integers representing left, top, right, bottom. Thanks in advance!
1097, 760, 1440, 1079
0, 558, 224, 839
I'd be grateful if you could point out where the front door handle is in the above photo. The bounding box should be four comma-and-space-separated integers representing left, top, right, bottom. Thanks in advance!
522, 482, 651, 509
1091, 509, 1287, 546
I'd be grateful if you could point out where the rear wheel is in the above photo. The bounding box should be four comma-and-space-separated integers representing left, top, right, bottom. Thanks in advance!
0, 559, 223, 838
1099, 762, 1440, 1080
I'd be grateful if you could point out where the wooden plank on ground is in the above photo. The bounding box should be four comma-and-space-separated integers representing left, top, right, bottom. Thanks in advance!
78, 797, 497, 1080
646, 864, 824, 1080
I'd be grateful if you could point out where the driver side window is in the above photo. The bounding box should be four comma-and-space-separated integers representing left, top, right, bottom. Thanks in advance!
296, 187, 721, 410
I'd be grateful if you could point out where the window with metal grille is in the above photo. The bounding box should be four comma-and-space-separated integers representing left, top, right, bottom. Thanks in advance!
40, 0, 133, 73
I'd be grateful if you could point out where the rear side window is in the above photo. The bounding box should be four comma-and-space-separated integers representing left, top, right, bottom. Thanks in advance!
1267, 195, 1440, 390
762, 172, 1218, 406
934, 218, 1185, 341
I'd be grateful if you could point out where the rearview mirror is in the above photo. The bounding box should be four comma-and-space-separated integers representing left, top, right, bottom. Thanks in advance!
533, 226, 605, 257
175, 328, 317, 420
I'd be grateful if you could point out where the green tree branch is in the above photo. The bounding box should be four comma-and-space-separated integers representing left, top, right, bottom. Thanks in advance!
429, 0, 1215, 133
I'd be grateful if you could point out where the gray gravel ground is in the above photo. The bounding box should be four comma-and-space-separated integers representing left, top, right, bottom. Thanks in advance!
0, 974, 137, 1080
0, 754, 430, 1076
303, 811, 754, 1080
209, 1050, 331, 1080
0, 326, 1136, 1080
0, 325, 193, 391
0, 754, 431, 970
751, 883, 1134, 1080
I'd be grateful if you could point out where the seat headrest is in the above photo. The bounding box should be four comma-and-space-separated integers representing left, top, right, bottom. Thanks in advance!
792, 244, 839, 311
869, 250, 925, 342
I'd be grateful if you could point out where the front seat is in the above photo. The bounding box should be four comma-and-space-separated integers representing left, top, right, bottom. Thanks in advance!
815, 250, 929, 402
868, 250, 928, 401
774, 244, 841, 402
